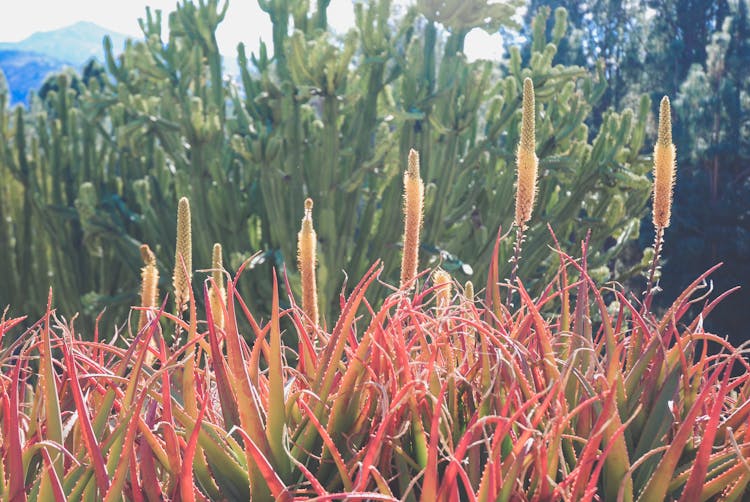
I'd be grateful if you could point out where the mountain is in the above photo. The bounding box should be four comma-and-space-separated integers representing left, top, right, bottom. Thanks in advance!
0, 22, 129, 105
0, 50, 71, 105
0, 21, 129, 68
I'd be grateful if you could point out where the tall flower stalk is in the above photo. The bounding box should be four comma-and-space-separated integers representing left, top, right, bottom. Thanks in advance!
138, 244, 159, 332
209, 242, 226, 330
298, 198, 319, 331
645, 96, 676, 309
173, 197, 193, 314
509, 78, 538, 307
400, 149, 424, 289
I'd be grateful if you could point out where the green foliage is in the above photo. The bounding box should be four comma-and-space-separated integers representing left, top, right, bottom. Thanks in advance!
0, 0, 652, 326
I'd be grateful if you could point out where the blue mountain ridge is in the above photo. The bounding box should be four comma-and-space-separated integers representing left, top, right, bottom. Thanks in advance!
0, 21, 130, 105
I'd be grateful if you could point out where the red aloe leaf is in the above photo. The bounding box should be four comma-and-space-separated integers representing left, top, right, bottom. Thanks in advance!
158, 336, 182, 485
8, 358, 27, 502
314, 261, 382, 405
103, 387, 149, 502
266, 272, 289, 478
223, 275, 272, 492
297, 397, 353, 491
691, 460, 748, 500
61, 333, 110, 495
307, 494, 398, 502
139, 403, 165, 502
40, 445, 66, 502
485, 226, 503, 324
569, 384, 617, 500
181, 390, 210, 502
637, 361, 723, 501
289, 453, 328, 497
678, 361, 733, 502
40, 290, 63, 479
128, 443, 145, 502
516, 278, 560, 382
420, 384, 446, 502
203, 282, 240, 431
232, 427, 293, 502
354, 382, 418, 493
0, 315, 26, 345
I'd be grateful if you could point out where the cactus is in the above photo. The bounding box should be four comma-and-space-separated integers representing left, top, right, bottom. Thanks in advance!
0, 1, 652, 328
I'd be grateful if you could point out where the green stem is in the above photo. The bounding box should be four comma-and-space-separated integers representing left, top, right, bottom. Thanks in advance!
643, 226, 664, 312
507, 225, 525, 309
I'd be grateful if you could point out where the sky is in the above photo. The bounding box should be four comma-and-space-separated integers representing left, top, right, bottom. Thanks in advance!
0, 0, 504, 62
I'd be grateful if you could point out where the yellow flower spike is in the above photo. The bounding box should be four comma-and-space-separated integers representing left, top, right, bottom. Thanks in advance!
464, 280, 474, 302
433, 269, 452, 310
400, 149, 424, 289
508, 78, 538, 308
173, 197, 192, 313
514, 77, 538, 229
138, 244, 159, 332
653, 96, 676, 230
298, 198, 319, 330
209, 243, 226, 330
644, 96, 677, 308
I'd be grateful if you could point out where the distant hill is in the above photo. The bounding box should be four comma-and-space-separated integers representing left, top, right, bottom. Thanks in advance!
0, 50, 71, 105
0, 22, 129, 105
0, 21, 129, 68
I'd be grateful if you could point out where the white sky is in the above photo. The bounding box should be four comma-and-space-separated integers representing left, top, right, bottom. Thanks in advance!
0, 0, 503, 62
